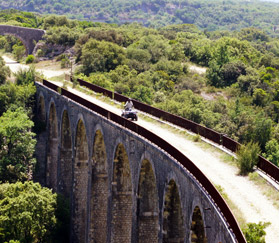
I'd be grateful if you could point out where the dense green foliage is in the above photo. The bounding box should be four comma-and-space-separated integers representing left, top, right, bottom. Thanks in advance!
243, 222, 270, 243
0, 108, 36, 182
25, 54, 35, 64
0, 56, 10, 84
0, 181, 56, 243
1, 9, 279, 167
0, 66, 37, 185
0, 9, 275, 241
0, 56, 70, 241
0, 9, 41, 28
2, 1, 279, 36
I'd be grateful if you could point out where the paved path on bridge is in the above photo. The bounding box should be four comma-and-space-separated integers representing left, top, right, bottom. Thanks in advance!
4, 58, 279, 242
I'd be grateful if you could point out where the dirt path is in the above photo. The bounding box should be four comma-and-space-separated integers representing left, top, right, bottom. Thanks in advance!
2, 55, 68, 79
189, 64, 207, 74
4, 56, 279, 242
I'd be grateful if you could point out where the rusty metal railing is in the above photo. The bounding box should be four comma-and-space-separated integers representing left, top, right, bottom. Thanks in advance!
41, 79, 246, 242
75, 78, 279, 184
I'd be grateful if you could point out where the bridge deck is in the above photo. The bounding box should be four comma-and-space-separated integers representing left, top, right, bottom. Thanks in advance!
40, 79, 279, 243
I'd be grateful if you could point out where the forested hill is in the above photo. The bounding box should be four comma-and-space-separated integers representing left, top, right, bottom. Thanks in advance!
2, 0, 279, 36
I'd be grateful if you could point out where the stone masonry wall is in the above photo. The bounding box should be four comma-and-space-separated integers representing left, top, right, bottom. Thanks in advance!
35, 82, 237, 243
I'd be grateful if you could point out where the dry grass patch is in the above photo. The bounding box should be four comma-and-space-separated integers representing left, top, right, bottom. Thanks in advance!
33, 59, 64, 71
215, 184, 246, 228
248, 172, 279, 209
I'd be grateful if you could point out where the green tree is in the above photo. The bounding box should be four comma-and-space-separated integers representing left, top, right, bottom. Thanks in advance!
263, 139, 279, 166
252, 88, 269, 107
0, 56, 11, 85
0, 108, 36, 182
220, 61, 246, 86
237, 67, 260, 94
131, 85, 153, 104
45, 26, 80, 46
0, 82, 36, 116
243, 222, 270, 243
81, 39, 126, 75
12, 44, 25, 61
0, 181, 56, 243
206, 60, 222, 87
15, 66, 37, 86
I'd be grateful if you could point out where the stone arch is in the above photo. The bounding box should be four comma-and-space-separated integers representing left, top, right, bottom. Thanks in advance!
0, 25, 45, 55
190, 206, 207, 243
89, 129, 108, 243
59, 109, 73, 197
111, 143, 133, 243
137, 159, 159, 243
46, 102, 58, 191
73, 118, 89, 243
2, 33, 29, 55
163, 179, 185, 243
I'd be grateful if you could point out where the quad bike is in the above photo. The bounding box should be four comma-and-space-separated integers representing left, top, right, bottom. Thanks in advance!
121, 108, 138, 121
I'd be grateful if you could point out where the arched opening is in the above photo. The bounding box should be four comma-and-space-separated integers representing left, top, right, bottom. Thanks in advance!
191, 206, 207, 243
47, 102, 58, 191
73, 119, 89, 243
137, 159, 159, 243
89, 130, 108, 242
111, 143, 132, 243
59, 110, 72, 197
0, 34, 28, 58
163, 179, 185, 243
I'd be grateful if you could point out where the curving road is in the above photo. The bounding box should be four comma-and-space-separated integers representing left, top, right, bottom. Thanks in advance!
4, 57, 279, 243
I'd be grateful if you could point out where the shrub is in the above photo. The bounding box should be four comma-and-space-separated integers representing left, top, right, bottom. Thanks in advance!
25, 55, 35, 64
36, 49, 44, 57
243, 222, 270, 243
61, 58, 70, 68
193, 134, 201, 142
12, 45, 25, 61
15, 66, 36, 85
236, 142, 260, 175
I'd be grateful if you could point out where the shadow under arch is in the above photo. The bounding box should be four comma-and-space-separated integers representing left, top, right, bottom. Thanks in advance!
73, 118, 89, 243
111, 143, 132, 243
38, 94, 46, 122
89, 129, 108, 242
47, 102, 58, 191
60, 109, 72, 197
190, 206, 207, 243
163, 179, 185, 243
137, 159, 159, 243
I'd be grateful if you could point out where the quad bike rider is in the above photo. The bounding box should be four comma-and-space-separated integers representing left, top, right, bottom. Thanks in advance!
121, 98, 138, 121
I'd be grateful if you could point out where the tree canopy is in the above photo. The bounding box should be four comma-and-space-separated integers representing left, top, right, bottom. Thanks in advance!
2, 1, 279, 36
0, 181, 56, 243
0, 108, 36, 183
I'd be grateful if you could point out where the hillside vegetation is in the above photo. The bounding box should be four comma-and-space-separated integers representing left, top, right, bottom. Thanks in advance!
1, 0, 279, 36
1, 11, 279, 167
0, 9, 275, 242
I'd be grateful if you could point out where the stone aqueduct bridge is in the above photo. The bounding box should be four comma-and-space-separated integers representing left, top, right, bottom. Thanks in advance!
35, 82, 238, 243
0, 25, 45, 54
